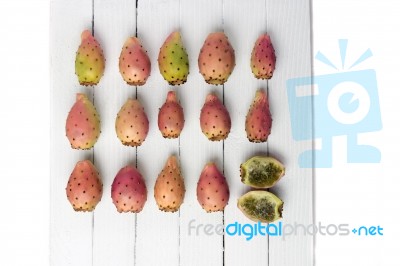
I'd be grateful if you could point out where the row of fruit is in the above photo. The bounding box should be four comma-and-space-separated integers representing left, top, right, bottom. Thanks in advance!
65, 89, 271, 149
75, 30, 275, 87
66, 155, 284, 223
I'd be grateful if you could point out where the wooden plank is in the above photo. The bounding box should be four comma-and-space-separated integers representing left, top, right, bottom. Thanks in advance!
223, 0, 269, 265
179, 0, 224, 265
135, 0, 181, 265
91, 1, 137, 266
50, 0, 94, 265
266, 0, 314, 265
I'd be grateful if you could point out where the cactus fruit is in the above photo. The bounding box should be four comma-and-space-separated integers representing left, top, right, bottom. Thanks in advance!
240, 156, 285, 188
238, 190, 283, 223
198, 32, 235, 85
200, 93, 231, 141
154, 156, 185, 212
115, 98, 149, 147
75, 30, 105, 86
158, 31, 189, 85
66, 93, 100, 150
119, 37, 151, 86
197, 163, 229, 212
245, 90, 272, 143
111, 166, 147, 213
66, 160, 103, 212
158, 91, 185, 138
251, 34, 276, 79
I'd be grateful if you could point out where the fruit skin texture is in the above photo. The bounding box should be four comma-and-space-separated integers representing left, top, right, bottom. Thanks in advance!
200, 93, 231, 141
158, 91, 185, 138
197, 163, 229, 212
66, 160, 103, 212
237, 190, 283, 223
119, 37, 151, 86
158, 31, 189, 85
75, 30, 105, 86
245, 90, 272, 143
251, 34, 276, 79
115, 98, 149, 147
240, 156, 285, 188
154, 156, 185, 212
111, 166, 147, 213
66, 93, 101, 150
198, 32, 235, 85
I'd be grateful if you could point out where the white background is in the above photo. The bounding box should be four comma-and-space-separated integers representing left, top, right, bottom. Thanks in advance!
0, 0, 398, 265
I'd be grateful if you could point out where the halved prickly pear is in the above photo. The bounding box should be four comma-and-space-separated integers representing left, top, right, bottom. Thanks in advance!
240, 156, 285, 188
238, 190, 283, 223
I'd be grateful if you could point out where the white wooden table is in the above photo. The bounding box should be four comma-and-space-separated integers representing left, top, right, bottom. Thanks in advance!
50, 0, 313, 265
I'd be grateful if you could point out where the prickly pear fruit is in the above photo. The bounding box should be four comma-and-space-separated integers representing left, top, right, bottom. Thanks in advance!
75, 30, 105, 86
200, 93, 231, 141
158, 91, 185, 138
119, 37, 151, 86
66, 160, 103, 212
238, 190, 283, 223
158, 31, 189, 85
240, 156, 285, 188
154, 156, 185, 212
198, 32, 235, 85
66, 93, 101, 150
197, 163, 229, 212
245, 90, 272, 143
111, 166, 147, 213
251, 34, 276, 79
115, 98, 149, 147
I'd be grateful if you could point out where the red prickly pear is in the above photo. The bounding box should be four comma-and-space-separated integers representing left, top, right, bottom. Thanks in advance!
75, 30, 105, 86
198, 32, 235, 85
158, 91, 185, 139
158, 31, 189, 85
66, 160, 103, 212
197, 163, 229, 212
115, 98, 149, 147
251, 34, 276, 79
111, 166, 147, 213
154, 156, 185, 212
245, 90, 272, 143
119, 37, 151, 86
200, 93, 231, 141
66, 93, 101, 150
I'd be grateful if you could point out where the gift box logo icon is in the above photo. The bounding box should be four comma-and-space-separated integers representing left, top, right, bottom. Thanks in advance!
287, 40, 382, 168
